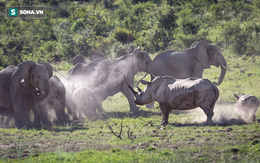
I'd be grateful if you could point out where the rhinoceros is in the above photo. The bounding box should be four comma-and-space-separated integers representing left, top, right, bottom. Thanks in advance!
234, 94, 259, 122
126, 76, 219, 125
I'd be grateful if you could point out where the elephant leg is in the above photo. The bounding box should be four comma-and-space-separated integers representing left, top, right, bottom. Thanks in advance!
93, 98, 104, 113
66, 98, 78, 121
31, 100, 43, 127
5, 116, 13, 126
122, 90, 140, 112
56, 96, 69, 123
159, 103, 169, 125
13, 101, 25, 127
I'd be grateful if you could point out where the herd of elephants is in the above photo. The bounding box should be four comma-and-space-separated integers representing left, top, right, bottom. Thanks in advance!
0, 41, 259, 128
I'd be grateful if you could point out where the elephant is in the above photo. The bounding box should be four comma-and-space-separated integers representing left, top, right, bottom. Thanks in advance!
234, 94, 259, 122
72, 86, 102, 121
37, 75, 69, 124
0, 61, 53, 127
126, 76, 219, 125
77, 47, 152, 112
148, 41, 229, 86
146, 41, 230, 108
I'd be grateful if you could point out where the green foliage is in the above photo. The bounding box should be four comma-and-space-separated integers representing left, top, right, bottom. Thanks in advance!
111, 41, 135, 58
113, 28, 134, 43
1, 0, 260, 65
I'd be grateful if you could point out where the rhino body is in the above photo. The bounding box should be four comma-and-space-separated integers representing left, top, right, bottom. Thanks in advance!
130, 76, 219, 125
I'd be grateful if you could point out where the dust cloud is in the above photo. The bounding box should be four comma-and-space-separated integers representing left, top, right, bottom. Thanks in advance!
188, 102, 241, 124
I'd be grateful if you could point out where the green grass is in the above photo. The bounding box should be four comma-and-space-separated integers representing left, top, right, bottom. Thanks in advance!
1, 55, 260, 162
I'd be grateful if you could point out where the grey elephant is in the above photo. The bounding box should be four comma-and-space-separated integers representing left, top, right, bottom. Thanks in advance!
148, 41, 229, 86
37, 75, 69, 124
0, 61, 53, 127
127, 76, 219, 125
234, 94, 259, 122
76, 47, 152, 112
72, 86, 102, 121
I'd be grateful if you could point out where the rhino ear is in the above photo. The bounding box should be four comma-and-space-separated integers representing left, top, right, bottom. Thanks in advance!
234, 94, 239, 100
140, 79, 150, 85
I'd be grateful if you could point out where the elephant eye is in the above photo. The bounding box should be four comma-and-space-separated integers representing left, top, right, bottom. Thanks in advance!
146, 62, 148, 64
38, 76, 40, 78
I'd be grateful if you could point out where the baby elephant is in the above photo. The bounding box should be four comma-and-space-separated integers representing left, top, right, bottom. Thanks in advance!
72, 87, 103, 121
234, 94, 259, 122
127, 76, 219, 125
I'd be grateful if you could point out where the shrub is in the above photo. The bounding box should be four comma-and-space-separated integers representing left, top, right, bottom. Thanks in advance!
111, 42, 135, 58
113, 28, 135, 44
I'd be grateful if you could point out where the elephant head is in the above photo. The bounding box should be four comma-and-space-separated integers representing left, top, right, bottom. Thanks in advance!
73, 55, 85, 66
134, 47, 152, 73
19, 61, 53, 101
191, 41, 228, 86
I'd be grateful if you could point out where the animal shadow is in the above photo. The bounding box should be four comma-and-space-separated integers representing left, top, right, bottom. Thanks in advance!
171, 118, 248, 127
99, 109, 162, 120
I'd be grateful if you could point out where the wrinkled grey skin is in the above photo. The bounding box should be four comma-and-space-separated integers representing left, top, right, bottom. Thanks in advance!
234, 94, 259, 122
128, 76, 219, 125
78, 47, 152, 112
146, 41, 227, 108
72, 87, 102, 121
0, 61, 53, 127
37, 75, 69, 124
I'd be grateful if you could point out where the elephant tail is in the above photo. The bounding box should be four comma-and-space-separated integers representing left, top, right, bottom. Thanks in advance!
210, 83, 219, 109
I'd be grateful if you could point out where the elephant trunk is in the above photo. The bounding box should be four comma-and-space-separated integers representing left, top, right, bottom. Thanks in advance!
32, 80, 50, 101
215, 57, 227, 86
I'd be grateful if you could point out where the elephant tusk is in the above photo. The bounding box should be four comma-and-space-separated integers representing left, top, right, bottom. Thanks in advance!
20, 79, 25, 83
221, 65, 234, 71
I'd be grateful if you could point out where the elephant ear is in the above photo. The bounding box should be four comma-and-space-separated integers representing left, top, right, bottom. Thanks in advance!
18, 60, 35, 87
40, 62, 53, 79
194, 42, 211, 69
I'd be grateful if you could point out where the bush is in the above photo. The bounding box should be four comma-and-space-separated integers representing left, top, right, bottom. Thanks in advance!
111, 42, 135, 58
113, 28, 134, 44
